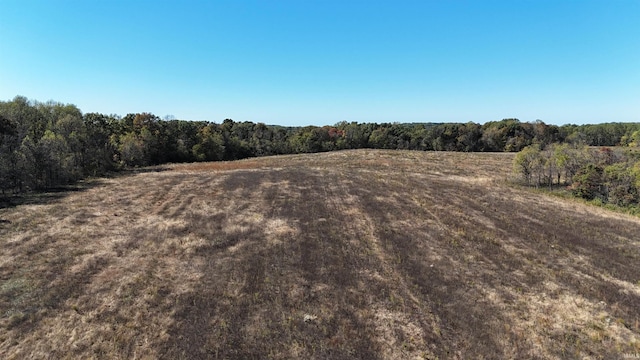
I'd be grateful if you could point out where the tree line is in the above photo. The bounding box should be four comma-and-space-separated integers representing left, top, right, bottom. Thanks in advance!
514, 144, 640, 207
2, 95, 640, 195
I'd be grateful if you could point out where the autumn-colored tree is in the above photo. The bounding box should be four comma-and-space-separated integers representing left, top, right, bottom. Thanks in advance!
571, 164, 605, 200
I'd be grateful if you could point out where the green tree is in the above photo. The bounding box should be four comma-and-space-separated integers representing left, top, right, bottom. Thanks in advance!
0, 114, 15, 138
16, 136, 38, 191
571, 164, 605, 200
552, 143, 589, 185
192, 125, 224, 161
0, 115, 17, 194
626, 130, 640, 147
83, 113, 117, 175
456, 122, 482, 152
513, 145, 542, 185
604, 163, 639, 206
117, 132, 146, 167
481, 119, 519, 151
38, 130, 73, 187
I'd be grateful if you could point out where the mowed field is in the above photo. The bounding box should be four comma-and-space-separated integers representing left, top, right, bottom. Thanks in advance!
1, 150, 640, 359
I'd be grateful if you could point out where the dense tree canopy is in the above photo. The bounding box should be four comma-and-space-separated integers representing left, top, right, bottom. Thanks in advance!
513, 143, 640, 208
2, 95, 640, 195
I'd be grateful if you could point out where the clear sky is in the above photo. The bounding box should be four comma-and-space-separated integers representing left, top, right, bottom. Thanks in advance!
1, 0, 638, 126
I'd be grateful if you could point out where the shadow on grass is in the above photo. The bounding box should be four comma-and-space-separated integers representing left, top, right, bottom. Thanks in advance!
0, 165, 172, 211
352, 176, 517, 358
160, 169, 382, 359
1, 252, 111, 336
385, 174, 640, 358
0, 182, 104, 210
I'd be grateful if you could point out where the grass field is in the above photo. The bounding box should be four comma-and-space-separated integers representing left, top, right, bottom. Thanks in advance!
1, 149, 640, 359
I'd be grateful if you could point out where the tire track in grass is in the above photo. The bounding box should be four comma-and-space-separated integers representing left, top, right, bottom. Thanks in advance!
326, 169, 445, 359
270, 168, 381, 359
402, 165, 640, 358
350, 172, 519, 358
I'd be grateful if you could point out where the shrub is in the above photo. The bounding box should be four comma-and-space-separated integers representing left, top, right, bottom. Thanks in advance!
605, 162, 640, 206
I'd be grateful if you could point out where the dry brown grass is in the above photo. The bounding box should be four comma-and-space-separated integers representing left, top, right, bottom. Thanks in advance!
1, 149, 640, 359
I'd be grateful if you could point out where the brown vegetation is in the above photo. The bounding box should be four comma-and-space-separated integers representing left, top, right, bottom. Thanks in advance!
1, 150, 640, 359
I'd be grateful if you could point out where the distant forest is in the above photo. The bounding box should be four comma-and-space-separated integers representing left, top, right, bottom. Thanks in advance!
1, 95, 640, 194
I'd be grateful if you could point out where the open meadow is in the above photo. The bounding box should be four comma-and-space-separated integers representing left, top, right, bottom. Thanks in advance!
1, 149, 640, 359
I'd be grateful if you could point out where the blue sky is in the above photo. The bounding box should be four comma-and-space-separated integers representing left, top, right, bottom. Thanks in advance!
1, 0, 638, 126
